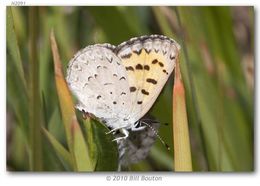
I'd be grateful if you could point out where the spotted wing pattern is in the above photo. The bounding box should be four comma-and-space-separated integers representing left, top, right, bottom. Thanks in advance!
66, 35, 180, 131
115, 35, 180, 123
66, 44, 132, 129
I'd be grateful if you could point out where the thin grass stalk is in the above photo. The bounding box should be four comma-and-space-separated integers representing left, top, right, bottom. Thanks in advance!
173, 55, 192, 171
28, 6, 42, 171
50, 30, 76, 170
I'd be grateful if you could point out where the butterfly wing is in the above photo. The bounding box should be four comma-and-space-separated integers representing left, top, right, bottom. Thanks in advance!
115, 35, 180, 123
66, 45, 131, 128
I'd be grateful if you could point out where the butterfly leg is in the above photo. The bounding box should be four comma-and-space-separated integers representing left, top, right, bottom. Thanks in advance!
105, 125, 128, 135
112, 128, 129, 142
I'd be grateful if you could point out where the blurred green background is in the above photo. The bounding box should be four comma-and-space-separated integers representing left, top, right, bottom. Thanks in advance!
6, 6, 254, 171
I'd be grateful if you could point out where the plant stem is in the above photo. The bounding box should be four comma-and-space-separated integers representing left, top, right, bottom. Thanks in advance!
173, 55, 192, 171
29, 6, 42, 171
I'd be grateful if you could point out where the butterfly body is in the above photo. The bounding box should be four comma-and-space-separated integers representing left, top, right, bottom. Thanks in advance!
117, 118, 160, 167
66, 35, 180, 140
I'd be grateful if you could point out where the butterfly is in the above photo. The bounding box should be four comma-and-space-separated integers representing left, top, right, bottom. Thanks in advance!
66, 35, 180, 142
117, 116, 161, 167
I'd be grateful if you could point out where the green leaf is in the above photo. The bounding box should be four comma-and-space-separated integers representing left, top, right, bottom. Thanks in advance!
82, 118, 98, 170
6, 7, 27, 91
42, 128, 73, 170
82, 119, 118, 171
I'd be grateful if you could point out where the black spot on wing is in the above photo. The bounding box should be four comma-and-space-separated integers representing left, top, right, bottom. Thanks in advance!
83, 83, 88, 88
130, 87, 137, 92
119, 76, 126, 80
163, 69, 169, 75
141, 89, 149, 95
170, 54, 176, 60
152, 59, 158, 64
97, 95, 101, 99
146, 78, 157, 84
158, 62, 164, 67
88, 76, 93, 81
144, 65, 150, 71
152, 59, 164, 68
126, 66, 134, 71
136, 64, 143, 70
133, 49, 142, 55
162, 50, 167, 55
106, 56, 113, 63
144, 48, 151, 54
137, 101, 143, 104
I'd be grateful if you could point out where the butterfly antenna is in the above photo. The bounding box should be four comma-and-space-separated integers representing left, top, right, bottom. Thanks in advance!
141, 118, 160, 123
141, 121, 170, 151
142, 119, 168, 126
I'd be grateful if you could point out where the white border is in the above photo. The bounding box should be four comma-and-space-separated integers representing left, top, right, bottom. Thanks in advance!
1, 0, 257, 6
0, 0, 258, 186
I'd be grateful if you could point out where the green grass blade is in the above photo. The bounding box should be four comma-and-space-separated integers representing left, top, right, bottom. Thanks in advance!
173, 56, 192, 171
50, 29, 75, 166
42, 128, 73, 170
6, 7, 27, 93
7, 54, 29, 139
71, 117, 92, 171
